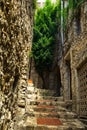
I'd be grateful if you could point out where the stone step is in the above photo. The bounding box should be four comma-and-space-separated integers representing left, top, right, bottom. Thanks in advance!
38, 96, 63, 101
33, 105, 67, 112
36, 88, 56, 96
26, 86, 63, 100
19, 123, 85, 130
80, 119, 87, 127
61, 119, 86, 129
21, 125, 71, 130
58, 111, 78, 119
20, 116, 85, 130
34, 111, 59, 118
29, 99, 65, 107
34, 111, 77, 119
37, 117, 62, 126
37, 118, 85, 130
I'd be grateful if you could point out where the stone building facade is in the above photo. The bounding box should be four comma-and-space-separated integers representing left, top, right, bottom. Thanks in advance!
0, 0, 33, 129
60, 1, 87, 119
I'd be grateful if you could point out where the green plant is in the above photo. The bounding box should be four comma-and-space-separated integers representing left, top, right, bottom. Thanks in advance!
32, 0, 60, 88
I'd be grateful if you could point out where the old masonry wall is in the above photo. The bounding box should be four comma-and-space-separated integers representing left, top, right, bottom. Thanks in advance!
0, 0, 33, 129
60, 1, 87, 117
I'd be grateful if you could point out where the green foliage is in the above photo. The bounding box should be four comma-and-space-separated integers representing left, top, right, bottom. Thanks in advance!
32, 0, 60, 76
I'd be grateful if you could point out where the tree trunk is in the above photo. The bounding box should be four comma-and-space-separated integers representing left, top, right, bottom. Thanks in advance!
41, 71, 49, 89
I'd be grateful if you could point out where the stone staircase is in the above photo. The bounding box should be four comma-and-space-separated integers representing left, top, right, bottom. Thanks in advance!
16, 84, 86, 130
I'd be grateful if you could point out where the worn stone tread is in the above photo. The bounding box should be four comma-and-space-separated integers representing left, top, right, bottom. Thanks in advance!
37, 117, 62, 126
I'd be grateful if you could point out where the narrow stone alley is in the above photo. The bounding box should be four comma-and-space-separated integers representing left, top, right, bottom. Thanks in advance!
0, 0, 87, 130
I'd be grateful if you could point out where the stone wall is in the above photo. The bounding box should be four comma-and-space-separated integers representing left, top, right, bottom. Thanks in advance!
70, 34, 87, 113
60, 1, 87, 114
0, 0, 33, 129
